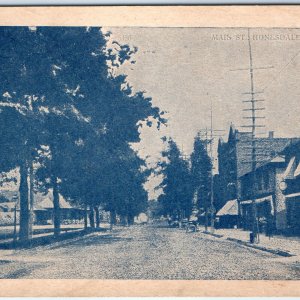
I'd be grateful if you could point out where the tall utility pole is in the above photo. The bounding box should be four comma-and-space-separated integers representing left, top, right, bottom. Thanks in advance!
247, 29, 259, 243
199, 104, 225, 234
231, 29, 273, 243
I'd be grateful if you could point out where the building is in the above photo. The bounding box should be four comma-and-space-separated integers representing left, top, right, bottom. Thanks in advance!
0, 190, 84, 226
217, 124, 299, 230
239, 139, 300, 234
33, 191, 85, 225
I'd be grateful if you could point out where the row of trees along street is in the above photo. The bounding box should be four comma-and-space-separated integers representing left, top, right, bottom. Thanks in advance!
0, 27, 165, 241
157, 135, 212, 223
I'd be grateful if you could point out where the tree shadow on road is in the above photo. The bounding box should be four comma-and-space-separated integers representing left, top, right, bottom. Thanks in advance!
47, 234, 134, 250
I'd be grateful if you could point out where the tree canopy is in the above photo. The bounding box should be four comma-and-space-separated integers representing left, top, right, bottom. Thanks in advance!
190, 133, 212, 211
0, 27, 164, 240
157, 139, 193, 220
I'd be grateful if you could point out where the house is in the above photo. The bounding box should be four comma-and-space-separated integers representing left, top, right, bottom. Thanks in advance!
0, 190, 84, 226
0, 190, 20, 226
33, 191, 85, 225
239, 139, 300, 234
217, 124, 300, 229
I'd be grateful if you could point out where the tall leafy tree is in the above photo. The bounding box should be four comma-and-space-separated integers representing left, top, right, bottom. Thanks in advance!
34, 27, 164, 230
0, 27, 164, 240
158, 139, 193, 220
190, 133, 212, 226
0, 27, 73, 240
0, 27, 94, 239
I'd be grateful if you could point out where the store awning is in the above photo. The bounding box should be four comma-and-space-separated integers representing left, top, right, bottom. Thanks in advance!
216, 199, 238, 216
240, 195, 274, 214
270, 155, 285, 163
240, 195, 272, 205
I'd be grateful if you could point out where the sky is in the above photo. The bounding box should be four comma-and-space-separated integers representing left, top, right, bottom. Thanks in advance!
104, 27, 300, 200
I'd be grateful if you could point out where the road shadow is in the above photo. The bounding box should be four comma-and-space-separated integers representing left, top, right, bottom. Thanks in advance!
0, 228, 107, 250
48, 234, 134, 250
0, 227, 83, 241
2, 268, 31, 279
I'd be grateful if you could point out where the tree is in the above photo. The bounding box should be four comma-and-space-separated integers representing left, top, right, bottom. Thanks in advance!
42, 27, 163, 226
0, 27, 92, 239
158, 139, 193, 220
0, 27, 165, 240
190, 133, 212, 229
0, 27, 64, 241
34, 27, 164, 230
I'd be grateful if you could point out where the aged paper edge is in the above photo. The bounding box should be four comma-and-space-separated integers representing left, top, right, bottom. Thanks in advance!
0, 5, 298, 27
0, 279, 300, 297
0, 5, 299, 297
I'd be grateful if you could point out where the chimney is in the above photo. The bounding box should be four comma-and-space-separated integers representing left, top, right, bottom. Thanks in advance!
268, 131, 274, 139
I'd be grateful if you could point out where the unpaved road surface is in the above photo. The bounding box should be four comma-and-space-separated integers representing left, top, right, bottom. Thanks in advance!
0, 225, 299, 279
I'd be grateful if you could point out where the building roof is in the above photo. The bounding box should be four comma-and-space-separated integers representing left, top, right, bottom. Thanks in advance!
216, 199, 238, 216
236, 133, 296, 178
218, 126, 298, 179
0, 190, 77, 211
34, 192, 73, 210
239, 138, 300, 179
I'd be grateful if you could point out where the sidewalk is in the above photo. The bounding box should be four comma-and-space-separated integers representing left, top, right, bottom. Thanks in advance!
200, 226, 300, 257
0, 224, 84, 241
0, 223, 111, 249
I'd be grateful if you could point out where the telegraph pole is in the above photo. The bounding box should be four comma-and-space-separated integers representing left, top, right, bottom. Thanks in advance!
199, 105, 225, 234
231, 29, 273, 243
248, 29, 259, 243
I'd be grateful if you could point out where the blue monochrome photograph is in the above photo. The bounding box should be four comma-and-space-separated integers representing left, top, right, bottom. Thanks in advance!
0, 26, 299, 279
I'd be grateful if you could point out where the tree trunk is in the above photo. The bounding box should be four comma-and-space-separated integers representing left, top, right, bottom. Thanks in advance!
128, 214, 134, 226
89, 205, 95, 228
29, 163, 34, 237
204, 206, 209, 232
84, 201, 88, 230
19, 161, 30, 241
120, 215, 126, 226
95, 206, 100, 228
52, 175, 61, 237
110, 210, 116, 230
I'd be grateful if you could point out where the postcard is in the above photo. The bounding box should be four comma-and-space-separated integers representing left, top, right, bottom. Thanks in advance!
0, 5, 299, 297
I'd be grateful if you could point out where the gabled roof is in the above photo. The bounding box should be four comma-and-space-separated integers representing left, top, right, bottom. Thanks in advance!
34, 192, 73, 210
216, 199, 238, 216
0, 190, 76, 211
237, 136, 299, 178
238, 138, 300, 178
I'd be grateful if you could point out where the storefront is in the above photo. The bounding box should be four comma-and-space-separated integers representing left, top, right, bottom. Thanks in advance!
285, 192, 300, 234
240, 195, 274, 233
